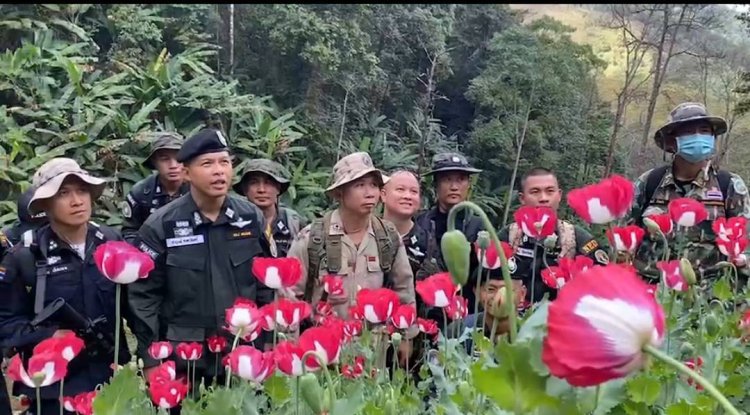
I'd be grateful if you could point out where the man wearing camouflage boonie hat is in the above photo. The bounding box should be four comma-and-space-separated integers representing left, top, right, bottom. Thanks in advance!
121, 131, 190, 245
629, 102, 750, 282
415, 152, 485, 317
234, 159, 305, 257
285, 152, 417, 366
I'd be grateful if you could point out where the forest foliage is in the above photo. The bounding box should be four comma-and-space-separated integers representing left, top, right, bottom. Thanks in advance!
0, 4, 749, 228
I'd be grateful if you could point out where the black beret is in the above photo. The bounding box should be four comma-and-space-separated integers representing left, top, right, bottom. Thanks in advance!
176, 128, 230, 164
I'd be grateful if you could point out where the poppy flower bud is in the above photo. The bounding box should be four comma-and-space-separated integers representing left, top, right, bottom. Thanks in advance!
543, 234, 558, 250
679, 258, 697, 285
441, 230, 471, 286
391, 332, 402, 347
705, 313, 721, 337
487, 287, 509, 319
679, 341, 695, 357
642, 217, 662, 236
299, 373, 326, 414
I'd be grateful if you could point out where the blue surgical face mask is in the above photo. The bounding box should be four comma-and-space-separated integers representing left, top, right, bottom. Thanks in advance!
676, 133, 715, 163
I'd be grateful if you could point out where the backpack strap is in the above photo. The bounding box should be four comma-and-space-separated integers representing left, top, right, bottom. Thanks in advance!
557, 220, 576, 259
372, 216, 401, 289
643, 165, 671, 214
21, 230, 50, 315
303, 212, 334, 303
283, 208, 301, 237
717, 169, 731, 213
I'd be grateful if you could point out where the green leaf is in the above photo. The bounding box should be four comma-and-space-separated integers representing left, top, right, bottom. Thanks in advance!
128, 98, 162, 132
91, 365, 148, 415
625, 374, 661, 405
331, 383, 366, 414
713, 277, 732, 301
665, 400, 712, 415
722, 373, 746, 397
516, 300, 549, 342
264, 372, 291, 405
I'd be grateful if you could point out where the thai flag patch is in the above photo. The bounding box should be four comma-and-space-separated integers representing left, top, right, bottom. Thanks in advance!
706, 188, 723, 200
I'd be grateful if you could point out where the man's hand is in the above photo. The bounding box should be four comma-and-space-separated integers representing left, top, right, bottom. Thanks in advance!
734, 254, 748, 268
397, 339, 413, 367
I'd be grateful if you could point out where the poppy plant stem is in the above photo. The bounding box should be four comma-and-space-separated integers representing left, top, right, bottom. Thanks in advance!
301, 351, 337, 415
36, 386, 41, 415
273, 291, 279, 349
225, 327, 244, 388
473, 249, 487, 330
59, 378, 64, 415
643, 344, 740, 415
665, 290, 677, 353
114, 284, 121, 370
447, 201, 516, 343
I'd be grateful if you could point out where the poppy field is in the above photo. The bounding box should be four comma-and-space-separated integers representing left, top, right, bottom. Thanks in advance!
10, 174, 750, 415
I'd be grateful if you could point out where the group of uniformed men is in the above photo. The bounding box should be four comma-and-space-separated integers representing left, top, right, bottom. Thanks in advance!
0, 101, 748, 413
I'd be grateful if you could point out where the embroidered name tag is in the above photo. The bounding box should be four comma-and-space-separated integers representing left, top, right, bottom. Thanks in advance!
228, 230, 253, 240
166, 235, 205, 248
516, 247, 535, 258
706, 189, 723, 200
139, 242, 159, 259
51, 265, 71, 274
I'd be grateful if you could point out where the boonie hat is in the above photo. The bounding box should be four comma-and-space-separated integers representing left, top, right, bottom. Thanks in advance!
234, 159, 291, 195
28, 158, 107, 215
142, 132, 185, 169
325, 152, 383, 196
654, 102, 728, 151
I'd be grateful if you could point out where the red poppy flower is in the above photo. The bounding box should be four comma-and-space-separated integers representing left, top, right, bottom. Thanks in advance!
251, 257, 302, 289
94, 241, 154, 284
148, 341, 173, 360
176, 342, 203, 361
668, 198, 708, 227
657, 260, 689, 292
417, 318, 438, 335
646, 213, 673, 235
343, 320, 362, 340
260, 299, 312, 332
683, 357, 704, 390
322, 275, 345, 296
298, 327, 343, 371
225, 298, 262, 337
541, 255, 594, 289
149, 378, 188, 409
274, 341, 305, 377
713, 217, 747, 241
342, 356, 365, 379
147, 361, 176, 384
542, 264, 665, 387
33, 332, 84, 362
475, 241, 513, 270
566, 175, 634, 224
207, 336, 227, 354
514, 206, 557, 239
445, 296, 468, 320
355, 288, 400, 324
64, 391, 95, 415
390, 304, 416, 330
606, 226, 646, 254
416, 273, 457, 308
226, 346, 275, 384
7, 352, 68, 388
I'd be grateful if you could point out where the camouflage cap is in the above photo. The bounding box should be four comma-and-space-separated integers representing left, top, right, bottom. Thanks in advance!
424, 152, 481, 176
233, 158, 291, 195
325, 152, 384, 195
28, 158, 107, 215
142, 131, 185, 169
654, 102, 728, 151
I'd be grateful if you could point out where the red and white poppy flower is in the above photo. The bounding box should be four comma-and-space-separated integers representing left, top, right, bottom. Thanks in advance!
148, 341, 173, 361
207, 336, 227, 354
475, 241, 513, 270
415, 273, 457, 308
251, 257, 302, 289
445, 296, 468, 320
33, 332, 84, 362
225, 297, 262, 337
273, 341, 305, 377
149, 378, 188, 409
298, 327, 343, 371
93, 241, 154, 284
7, 352, 68, 388
390, 304, 417, 330
322, 275, 345, 296
342, 356, 365, 379
355, 288, 400, 324
566, 175, 634, 224
63, 391, 96, 415
646, 213, 673, 235
147, 361, 177, 385
226, 346, 275, 384
514, 206, 557, 239
417, 318, 439, 335
176, 342, 203, 361
657, 260, 689, 292
541, 255, 594, 289
668, 198, 708, 227
260, 299, 312, 332
542, 264, 665, 387
607, 225, 646, 254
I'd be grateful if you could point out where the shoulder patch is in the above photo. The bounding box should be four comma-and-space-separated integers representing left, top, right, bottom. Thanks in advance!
732, 176, 748, 196
594, 249, 609, 265
138, 241, 160, 260
120, 201, 132, 219
581, 239, 599, 254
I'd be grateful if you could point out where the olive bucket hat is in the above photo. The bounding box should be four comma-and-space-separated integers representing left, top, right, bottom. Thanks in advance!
28, 158, 107, 215
424, 152, 482, 176
233, 159, 291, 195
142, 131, 185, 169
653, 102, 728, 152
325, 152, 384, 197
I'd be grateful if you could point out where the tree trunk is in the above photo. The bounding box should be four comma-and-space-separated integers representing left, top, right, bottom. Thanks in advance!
501, 84, 536, 226
336, 87, 350, 162
229, 4, 235, 75
603, 95, 627, 178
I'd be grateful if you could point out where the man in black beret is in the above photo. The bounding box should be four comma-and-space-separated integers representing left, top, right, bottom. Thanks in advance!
128, 128, 273, 392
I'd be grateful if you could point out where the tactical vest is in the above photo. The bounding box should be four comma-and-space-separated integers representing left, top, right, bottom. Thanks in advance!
303, 212, 401, 302
507, 220, 576, 259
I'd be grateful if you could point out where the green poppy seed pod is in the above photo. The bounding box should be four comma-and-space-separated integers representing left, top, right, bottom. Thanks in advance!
643, 217, 662, 236
476, 231, 490, 251
679, 258, 697, 285
679, 341, 695, 357
705, 313, 721, 337
299, 373, 326, 414
457, 380, 473, 401
543, 234, 558, 250
441, 230, 471, 286
391, 332, 402, 347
